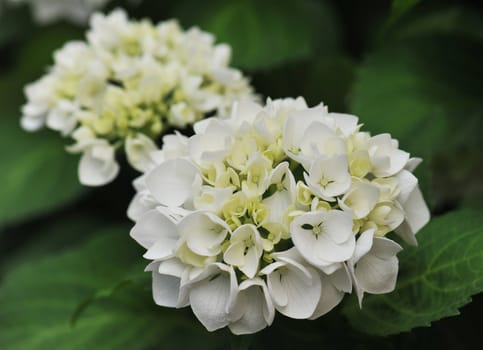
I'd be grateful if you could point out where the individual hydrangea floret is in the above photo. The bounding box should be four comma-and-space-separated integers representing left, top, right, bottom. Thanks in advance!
20, 9, 255, 186
128, 97, 430, 334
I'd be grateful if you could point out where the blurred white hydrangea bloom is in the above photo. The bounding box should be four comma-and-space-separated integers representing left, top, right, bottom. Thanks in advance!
129, 97, 430, 334
20, 9, 255, 186
7, 0, 112, 24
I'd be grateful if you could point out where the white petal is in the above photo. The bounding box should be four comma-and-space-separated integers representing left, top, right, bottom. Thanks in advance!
160, 132, 189, 161
78, 141, 119, 186
152, 271, 182, 308
329, 264, 352, 293
193, 117, 214, 134
156, 206, 191, 224
300, 122, 346, 160
143, 239, 176, 260
157, 258, 190, 308
225, 225, 262, 278
315, 234, 355, 263
395, 222, 418, 246
355, 254, 399, 295
396, 170, 418, 204
405, 157, 422, 172
127, 192, 157, 222
348, 262, 365, 307
189, 118, 232, 165
368, 134, 409, 177
21, 114, 45, 131
290, 220, 321, 264
305, 156, 351, 200
158, 258, 186, 277
327, 113, 359, 137
262, 190, 292, 225
266, 263, 321, 319
283, 107, 328, 157
193, 186, 232, 214
189, 264, 238, 332
259, 262, 288, 307
272, 250, 317, 287
229, 278, 275, 335
179, 211, 230, 256
130, 209, 178, 249
323, 210, 354, 244
340, 182, 380, 219
396, 186, 430, 245
267, 161, 296, 201
353, 229, 375, 263
125, 133, 158, 172
145, 158, 199, 207
145, 261, 159, 273
229, 99, 263, 128
270, 246, 305, 264
371, 236, 403, 259
46, 101, 77, 135
309, 273, 345, 320
291, 211, 355, 267
239, 247, 260, 279
269, 162, 291, 186
224, 241, 246, 266
352, 237, 402, 301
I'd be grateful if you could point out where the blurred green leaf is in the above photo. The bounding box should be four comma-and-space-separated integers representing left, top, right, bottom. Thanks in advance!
392, 0, 420, 14
387, 6, 483, 41
69, 279, 137, 327
254, 54, 355, 111
173, 0, 340, 70
0, 118, 84, 228
15, 24, 82, 76
296, 56, 355, 111
354, 4, 483, 149
0, 25, 84, 228
0, 224, 226, 349
0, 214, 101, 274
351, 38, 444, 201
350, 35, 483, 206
0, 7, 33, 48
387, 0, 421, 26
343, 209, 483, 336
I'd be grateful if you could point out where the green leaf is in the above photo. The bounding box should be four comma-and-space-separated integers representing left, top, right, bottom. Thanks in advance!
173, 0, 340, 70
254, 55, 356, 112
343, 209, 483, 336
350, 35, 483, 207
69, 279, 137, 327
0, 25, 85, 228
0, 224, 227, 349
352, 39, 442, 197
0, 214, 101, 274
15, 24, 82, 77
0, 118, 84, 228
387, 6, 483, 41
353, 6, 483, 153
0, 6, 33, 48
387, 0, 421, 27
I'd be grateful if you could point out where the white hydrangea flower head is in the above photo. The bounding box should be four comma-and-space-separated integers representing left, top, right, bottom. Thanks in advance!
20, 9, 255, 186
129, 97, 430, 334
7, 0, 113, 25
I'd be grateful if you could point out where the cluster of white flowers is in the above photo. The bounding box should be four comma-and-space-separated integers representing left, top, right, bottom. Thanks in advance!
20, 9, 254, 186
7, 0, 112, 24
129, 98, 430, 334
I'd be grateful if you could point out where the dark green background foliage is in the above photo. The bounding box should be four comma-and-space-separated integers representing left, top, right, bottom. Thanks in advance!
0, 0, 482, 349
